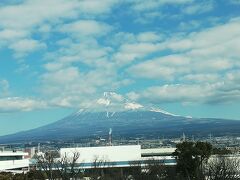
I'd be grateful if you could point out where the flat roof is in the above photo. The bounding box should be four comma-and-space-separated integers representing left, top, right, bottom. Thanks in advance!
0, 151, 28, 156
141, 148, 176, 154
60, 145, 141, 163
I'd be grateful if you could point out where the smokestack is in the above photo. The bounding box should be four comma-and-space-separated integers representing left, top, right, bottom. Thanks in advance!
182, 132, 186, 142
109, 128, 112, 146
38, 143, 40, 153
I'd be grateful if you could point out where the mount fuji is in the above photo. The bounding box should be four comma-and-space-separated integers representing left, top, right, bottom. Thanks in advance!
0, 92, 239, 143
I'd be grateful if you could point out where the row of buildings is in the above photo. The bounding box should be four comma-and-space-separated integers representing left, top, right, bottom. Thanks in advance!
0, 145, 176, 172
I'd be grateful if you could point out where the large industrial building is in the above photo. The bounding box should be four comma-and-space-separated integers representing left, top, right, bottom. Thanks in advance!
60, 145, 176, 169
0, 145, 175, 172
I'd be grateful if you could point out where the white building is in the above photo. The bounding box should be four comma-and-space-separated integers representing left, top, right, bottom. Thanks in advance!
60, 145, 176, 169
0, 150, 29, 172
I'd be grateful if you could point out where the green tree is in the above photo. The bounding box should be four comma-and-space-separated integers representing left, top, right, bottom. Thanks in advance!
195, 141, 212, 178
173, 141, 212, 180
173, 141, 198, 179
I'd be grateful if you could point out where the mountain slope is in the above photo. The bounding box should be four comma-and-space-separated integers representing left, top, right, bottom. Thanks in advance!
0, 110, 239, 143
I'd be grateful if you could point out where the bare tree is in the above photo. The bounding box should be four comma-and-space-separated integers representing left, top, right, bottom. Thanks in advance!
142, 158, 167, 180
92, 155, 108, 169
36, 151, 58, 180
36, 151, 82, 180
205, 155, 240, 180
127, 158, 168, 180
90, 156, 108, 179
56, 152, 82, 180
89, 156, 118, 180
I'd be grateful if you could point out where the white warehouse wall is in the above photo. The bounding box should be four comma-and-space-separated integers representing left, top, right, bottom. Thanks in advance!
60, 145, 141, 163
0, 159, 29, 170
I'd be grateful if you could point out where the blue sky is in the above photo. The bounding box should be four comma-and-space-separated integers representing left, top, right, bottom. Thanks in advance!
0, 0, 240, 136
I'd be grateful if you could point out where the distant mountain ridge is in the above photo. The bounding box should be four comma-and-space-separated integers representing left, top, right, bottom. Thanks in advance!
0, 109, 239, 143
0, 92, 239, 143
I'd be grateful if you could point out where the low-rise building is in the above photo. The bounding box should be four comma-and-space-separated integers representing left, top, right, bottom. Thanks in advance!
0, 150, 29, 172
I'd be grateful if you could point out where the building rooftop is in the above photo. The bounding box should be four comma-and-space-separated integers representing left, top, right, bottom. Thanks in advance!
0, 151, 28, 156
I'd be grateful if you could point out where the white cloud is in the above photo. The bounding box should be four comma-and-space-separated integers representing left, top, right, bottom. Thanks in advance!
128, 0, 193, 12
129, 55, 236, 81
104, 92, 124, 102
142, 84, 209, 103
137, 32, 163, 42
134, 11, 165, 24
40, 63, 125, 108
110, 32, 137, 45
124, 18, 240, 105
127, 0, 196, 24
110, 31, 164, 65
129, 63, 176, 80
114, 42, 163, 65
124, 102, 143, 110
41, 67, 80, 85
76, 0, 118, 14
126, 92, 140, 101
178, 20, 202, 30
120, 43, 160, 54
9, 39, 46, 57
0, 29, 28, 41
44, 63, 65, 72
0, 0, 117, 56
0, 0, 116, 29
46, 38, 111, 66
181, 74, 220, 82
1, 0, 239, 111
59, 20, 112, 37
0, 97, 47, 112
128, 55, 189, 80
129, 70, 240, 104
38, 24, 52, 33
172, 18, 240, 51
183, 1, 214, 15
128, 18, 240, 80
41, 16, 240, 108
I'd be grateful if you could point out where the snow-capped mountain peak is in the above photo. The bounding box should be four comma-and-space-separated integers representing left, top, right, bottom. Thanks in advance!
84, 92, 191, 118
150, 107, 179, 117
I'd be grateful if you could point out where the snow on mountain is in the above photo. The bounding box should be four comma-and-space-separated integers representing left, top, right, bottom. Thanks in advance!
149, 107, 179, 116
124, 102, 143, 110
97, 98, 110, 106
92, 92, 191, 118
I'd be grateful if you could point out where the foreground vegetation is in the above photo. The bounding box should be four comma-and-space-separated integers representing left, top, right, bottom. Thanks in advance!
0, 141, 239, 180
